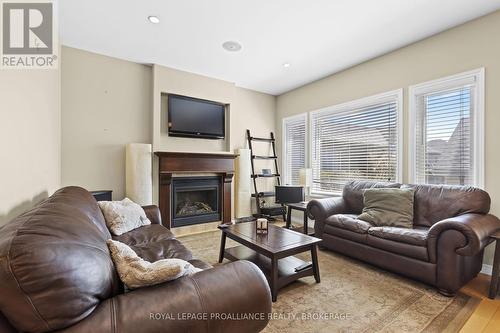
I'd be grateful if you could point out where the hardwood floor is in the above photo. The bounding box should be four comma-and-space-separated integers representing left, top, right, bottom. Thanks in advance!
460, 273, 500, 332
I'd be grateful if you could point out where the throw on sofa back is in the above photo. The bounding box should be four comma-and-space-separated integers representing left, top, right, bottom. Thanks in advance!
402, 184, 490, 227
0, 186, 121, 333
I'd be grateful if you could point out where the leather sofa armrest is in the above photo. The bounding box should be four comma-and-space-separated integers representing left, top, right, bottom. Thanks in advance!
55, 261, 271, 333
307, 197, 349, 238
428, 213, 500, 257
307, 197, 348, 221
142, 205, 162, 225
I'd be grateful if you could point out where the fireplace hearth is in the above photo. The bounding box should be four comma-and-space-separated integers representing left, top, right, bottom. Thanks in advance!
172, 177, 221, 227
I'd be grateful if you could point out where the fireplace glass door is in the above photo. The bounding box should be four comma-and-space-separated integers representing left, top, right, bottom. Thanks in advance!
171, 177, 221, 227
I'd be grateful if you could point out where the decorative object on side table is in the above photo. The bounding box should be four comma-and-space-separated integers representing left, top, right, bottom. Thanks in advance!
489, 230, 500, 299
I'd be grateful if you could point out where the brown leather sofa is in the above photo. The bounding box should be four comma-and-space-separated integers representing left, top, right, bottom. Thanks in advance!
0, 187, 271, 333
307, 180, 500, 296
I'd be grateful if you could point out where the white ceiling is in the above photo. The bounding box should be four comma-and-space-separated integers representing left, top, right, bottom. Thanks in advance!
60, 0, 500, 95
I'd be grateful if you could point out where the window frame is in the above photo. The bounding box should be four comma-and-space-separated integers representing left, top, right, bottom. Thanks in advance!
309, 89, 404, 196
282, 112, 308, 186
408, 68, 485, 188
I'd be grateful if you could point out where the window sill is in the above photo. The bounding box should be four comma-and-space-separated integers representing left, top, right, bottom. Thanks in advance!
308, 192, 342, 200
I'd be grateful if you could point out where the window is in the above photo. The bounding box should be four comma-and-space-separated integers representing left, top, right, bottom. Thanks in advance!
310, 90, 403, 195
282, 113, 307, 185
409, 69, 484, 187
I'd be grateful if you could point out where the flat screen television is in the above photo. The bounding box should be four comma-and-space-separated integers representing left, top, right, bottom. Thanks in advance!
168, 94, 226, 139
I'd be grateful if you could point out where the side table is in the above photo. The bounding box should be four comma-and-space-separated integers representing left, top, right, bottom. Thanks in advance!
91, 190, 112, 202
285, 202, 314, 235
489, 230, 500, 299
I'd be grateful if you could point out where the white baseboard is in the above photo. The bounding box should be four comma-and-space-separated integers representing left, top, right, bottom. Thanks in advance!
481, 264, 493, 276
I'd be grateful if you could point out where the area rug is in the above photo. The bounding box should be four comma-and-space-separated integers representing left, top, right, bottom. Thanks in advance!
179, 230, 479, 333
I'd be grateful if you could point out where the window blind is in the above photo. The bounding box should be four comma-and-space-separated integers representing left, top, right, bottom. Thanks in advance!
283, 115, 306, 185
311, 101, 399, 194
415, 86, 474, 186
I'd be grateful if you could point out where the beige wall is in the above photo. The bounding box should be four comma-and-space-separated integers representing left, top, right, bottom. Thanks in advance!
276, 10, 500, 265
61, 52, 276, 209
61, 47, 152, 200
152, 64, 276, 206
152, 64, 276, 154
0, 63, 61, 225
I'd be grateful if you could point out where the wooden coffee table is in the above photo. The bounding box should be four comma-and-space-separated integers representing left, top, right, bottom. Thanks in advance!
218, 222, 322, 302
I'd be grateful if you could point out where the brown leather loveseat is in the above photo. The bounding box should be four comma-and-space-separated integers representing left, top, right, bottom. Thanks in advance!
307, 180, 500, 296
0, 186, 271, 333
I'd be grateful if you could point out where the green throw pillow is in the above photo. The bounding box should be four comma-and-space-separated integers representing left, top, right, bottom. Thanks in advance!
358, 188, 415, 228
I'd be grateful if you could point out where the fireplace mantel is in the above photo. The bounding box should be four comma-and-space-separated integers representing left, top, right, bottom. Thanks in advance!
154, 151, 236, 228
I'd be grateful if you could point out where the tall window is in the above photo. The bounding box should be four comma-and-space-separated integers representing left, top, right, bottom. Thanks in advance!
409, 69, 484, 187
282, 114, 307, 185
311, 90, 403, 194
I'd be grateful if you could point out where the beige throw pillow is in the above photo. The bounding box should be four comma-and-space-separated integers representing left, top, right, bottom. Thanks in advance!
98, 198, 151, 236
358, 188, 415, 228
107, 239, 202, 289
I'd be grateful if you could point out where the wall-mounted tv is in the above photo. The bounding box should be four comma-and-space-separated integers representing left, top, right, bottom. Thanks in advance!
168, 94, 226, 140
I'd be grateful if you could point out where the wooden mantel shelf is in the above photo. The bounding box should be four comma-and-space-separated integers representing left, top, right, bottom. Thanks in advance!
154, 151, 236, 228
155, 151, 237, 158
155, 151, 236, 173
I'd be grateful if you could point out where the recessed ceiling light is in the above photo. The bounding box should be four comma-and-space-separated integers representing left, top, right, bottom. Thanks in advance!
222, 41, 242, 52
148, 16, 160, 24
283, 62, 291, 68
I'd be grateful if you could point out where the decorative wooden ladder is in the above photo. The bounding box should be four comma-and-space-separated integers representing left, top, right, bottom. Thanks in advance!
246, 129, 286, 221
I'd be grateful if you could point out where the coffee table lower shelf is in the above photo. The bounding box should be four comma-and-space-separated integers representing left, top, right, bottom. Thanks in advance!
223, 245, 316, 301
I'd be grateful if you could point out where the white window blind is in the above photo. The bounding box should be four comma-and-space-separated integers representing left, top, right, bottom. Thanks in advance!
412, 71, 483, 186
283, 114, 306, 185
311, 92, 401, 194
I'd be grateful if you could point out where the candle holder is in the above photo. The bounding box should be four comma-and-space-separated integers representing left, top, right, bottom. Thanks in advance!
256, 218, 268, 234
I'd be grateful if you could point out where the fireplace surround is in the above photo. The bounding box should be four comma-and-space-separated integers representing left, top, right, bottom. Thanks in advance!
154, 152, 236, 228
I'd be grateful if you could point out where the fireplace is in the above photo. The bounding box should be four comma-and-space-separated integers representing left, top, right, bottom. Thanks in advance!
155, 152, 236, 228
171, 177, 221, 227
155, 151, 236, 228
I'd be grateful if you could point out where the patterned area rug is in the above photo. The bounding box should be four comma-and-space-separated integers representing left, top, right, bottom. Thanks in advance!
179, 230, 479, 333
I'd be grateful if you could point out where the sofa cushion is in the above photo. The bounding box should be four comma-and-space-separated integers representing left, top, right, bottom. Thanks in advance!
342, 180, 401, 214
358, 188, 415, 228
366, 235, 429, 262
323, 224, 369, 244
325, 214, 372, 234
113, 224, 176, 246
113, 222, 213, 275
367, 226, 428, 246
402, 184, 490, 227
129, 239, 194, 263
